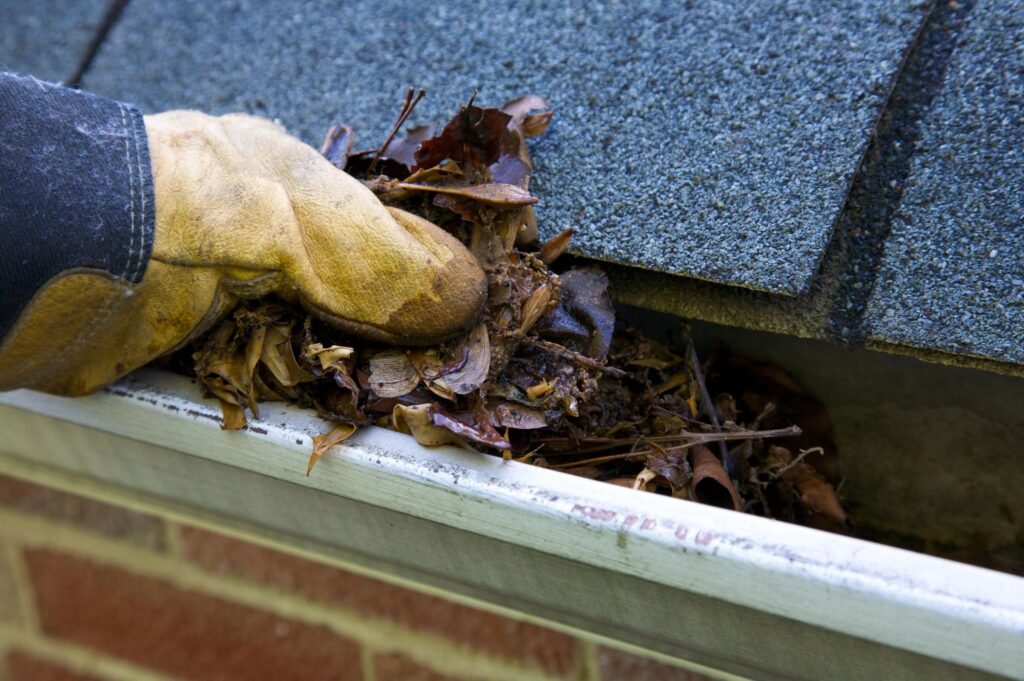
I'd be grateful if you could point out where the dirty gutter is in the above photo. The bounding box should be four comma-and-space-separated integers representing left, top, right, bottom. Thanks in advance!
0, 369, 1020, 681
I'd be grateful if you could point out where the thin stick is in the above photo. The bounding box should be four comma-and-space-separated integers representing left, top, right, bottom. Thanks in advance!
773, 446, 824, 478
368, 88, 425, 174
548, 426, 802, 470
686, 339, 732, 475
526, 338, 628, 378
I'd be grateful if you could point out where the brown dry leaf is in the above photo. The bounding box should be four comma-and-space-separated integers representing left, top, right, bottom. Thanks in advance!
518, 284, 553, 334
523, 111, 554, 137
431, 408, 512, 450
539, 269, 615, 360
367, 350, 420, 398
414, 103, 511, 169
397, 181, 538, 206
303, 343, 355, 372
381, 124, 435, 174
432, 323, 491, 395
537, 228, 573, 265
781, 462, 847, 530
689, 445, 741, 511
260, 325, 314, 387
392, 403, 467, 448
308, 422, 357, 475
218, 399, 246, 431
644, 442, 691, 493
491, 401, 548, 430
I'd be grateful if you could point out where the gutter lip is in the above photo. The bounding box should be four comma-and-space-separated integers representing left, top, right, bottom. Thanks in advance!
1, 367, 1021, 679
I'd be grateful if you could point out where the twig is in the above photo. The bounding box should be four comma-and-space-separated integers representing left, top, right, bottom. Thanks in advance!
686, 339, 732, 475
548, 426, 802, 470
773, 446, 824, 478
368, 88, 425, 174
526, 338, 628, 378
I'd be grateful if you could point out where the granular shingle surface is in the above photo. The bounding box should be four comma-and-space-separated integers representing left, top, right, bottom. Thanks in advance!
84, 0, 926, 295
0, 0, 109, 83
864, 1, 1024, 364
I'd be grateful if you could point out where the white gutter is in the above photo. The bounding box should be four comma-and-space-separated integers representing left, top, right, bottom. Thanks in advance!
0, 369, 1020, 680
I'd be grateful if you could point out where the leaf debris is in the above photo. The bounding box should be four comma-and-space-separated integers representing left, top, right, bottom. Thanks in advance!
176, 93, 846, 533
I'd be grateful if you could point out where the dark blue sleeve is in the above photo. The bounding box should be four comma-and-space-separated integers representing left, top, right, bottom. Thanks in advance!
0, 71, 155, 339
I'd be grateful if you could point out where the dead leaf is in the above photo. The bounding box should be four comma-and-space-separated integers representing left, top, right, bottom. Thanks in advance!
491, 401, 548, 429
537, 228, 573, 265
432, 323, 490, 395
518, 284, 553, 335
218, 399, 246, 430
368, 350, 420, 398
414, 103, 511, 170
523, 111, 553, 137
781, 462, 847, 531
308, 422, 357, 475
689, 445, 741, 511
392, 403, 467, 448
260, 325, 314, 387
303, 343, 355, 372
397, 181, 538, 206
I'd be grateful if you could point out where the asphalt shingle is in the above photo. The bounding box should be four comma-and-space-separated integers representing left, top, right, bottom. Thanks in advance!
0, 0, 109, 83
864, 1, 1024, 364
84, 0, 925, 295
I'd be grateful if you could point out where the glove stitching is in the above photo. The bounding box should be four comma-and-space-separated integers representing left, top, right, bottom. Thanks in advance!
128, 105, 149, 283
118, 104, 139, 281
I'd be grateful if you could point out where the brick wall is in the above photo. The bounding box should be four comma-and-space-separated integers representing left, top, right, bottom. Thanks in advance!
0, 473, 711, 681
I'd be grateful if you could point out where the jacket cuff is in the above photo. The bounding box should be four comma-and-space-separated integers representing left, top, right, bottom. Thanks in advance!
0, 72, 155, 339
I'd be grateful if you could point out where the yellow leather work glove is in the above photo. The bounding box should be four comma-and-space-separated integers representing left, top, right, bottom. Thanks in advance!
0, 111, 486, 396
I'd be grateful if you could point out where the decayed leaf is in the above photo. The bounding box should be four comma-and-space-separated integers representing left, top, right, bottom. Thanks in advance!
260, 325, 314, 387
537, 228, 573, 265
689, 445, 741, 511
781, 462, 847, 530
367, 350, 420, 398
644, 442, 691, 493
219, 400, 247, 431
539, 269, 615, 360
432, 323, 491, 395
431, 408, 511, 449
523, 110, 554, 137
491, 401, 548, 430
381, 124, 435, 174
397, 181, 538, 206
308, 422, 357, 475
392, 403, 467, 448
303, 343, 355, 372
518, 284, 553, 334
414, 103, 511, 170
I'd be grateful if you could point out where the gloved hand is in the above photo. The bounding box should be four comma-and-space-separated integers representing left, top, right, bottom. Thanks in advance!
0, 111, 486, 396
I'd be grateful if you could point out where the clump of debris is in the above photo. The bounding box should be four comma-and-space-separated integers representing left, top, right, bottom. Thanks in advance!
178, 92, 847, 534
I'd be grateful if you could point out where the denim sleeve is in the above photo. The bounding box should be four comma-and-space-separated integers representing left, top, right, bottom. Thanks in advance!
0, 72, 155, 340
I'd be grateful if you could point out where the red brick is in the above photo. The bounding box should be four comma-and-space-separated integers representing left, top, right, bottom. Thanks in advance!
178, 527, 579, 678
0, 475, 165, 550
374, 653, 470, 681
598, 647, 712, 681
0, 541, 20, 625
23, 548, 363, 681
5, 650, 108, 681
